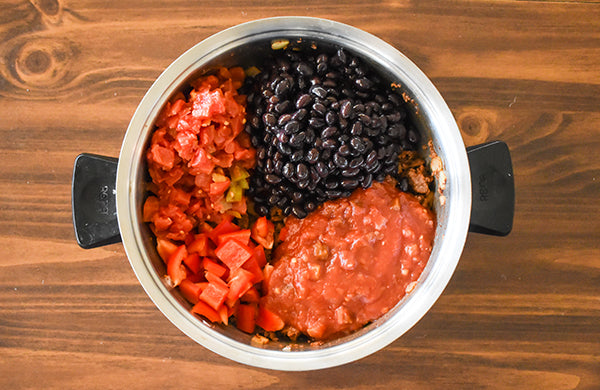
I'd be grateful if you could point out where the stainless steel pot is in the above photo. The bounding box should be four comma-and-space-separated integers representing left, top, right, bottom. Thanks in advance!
72, 17, 514, 371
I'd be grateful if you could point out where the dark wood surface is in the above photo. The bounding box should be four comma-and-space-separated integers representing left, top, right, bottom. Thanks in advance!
1, 1, 599, 388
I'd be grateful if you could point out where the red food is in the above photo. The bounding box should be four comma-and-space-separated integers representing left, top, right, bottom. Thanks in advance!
261, 180, 435, 340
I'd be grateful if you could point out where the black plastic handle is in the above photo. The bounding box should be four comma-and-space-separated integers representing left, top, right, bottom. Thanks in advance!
467, 141, 515, 236
72, 153, 122, 249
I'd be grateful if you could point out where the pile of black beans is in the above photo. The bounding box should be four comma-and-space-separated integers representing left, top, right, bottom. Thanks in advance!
243, 45, 420, 219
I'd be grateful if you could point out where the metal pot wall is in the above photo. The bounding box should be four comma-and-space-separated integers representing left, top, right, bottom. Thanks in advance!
72, 17, 514, 371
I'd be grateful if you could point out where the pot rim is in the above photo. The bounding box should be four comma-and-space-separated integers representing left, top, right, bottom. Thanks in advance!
116, 16, 471, 371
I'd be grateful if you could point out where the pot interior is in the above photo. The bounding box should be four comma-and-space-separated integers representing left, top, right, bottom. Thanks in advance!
118, 17, 470, 370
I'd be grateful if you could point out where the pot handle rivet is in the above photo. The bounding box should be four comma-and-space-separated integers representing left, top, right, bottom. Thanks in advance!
466, 141, 515, 236
71, 153, 122, 249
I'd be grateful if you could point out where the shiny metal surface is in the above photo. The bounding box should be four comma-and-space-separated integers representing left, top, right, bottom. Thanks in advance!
116, 16, 471, 371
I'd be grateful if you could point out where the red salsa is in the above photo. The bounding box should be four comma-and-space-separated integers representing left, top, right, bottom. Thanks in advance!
262, 180, 435, 340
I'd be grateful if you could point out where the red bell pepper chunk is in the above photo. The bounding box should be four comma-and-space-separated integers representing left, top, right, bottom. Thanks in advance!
215, 238, 253, 271
187, 233, 211, 256
227, 268, 255, 303
183, 252, 202, 274
251, 216, 274, 249
202, 257, 228, 279
209, 179, 230, 196
199, 280, 229, 311
167, 245, 188, 287
236, 304, 256, 334
207, 217, 239, 245
240, 286, 260, 303
179, 279, 205, 304
192, 301, 221, 323
256, 306, 285, 332
217, 229, 251, 246
241, 256, 263, 283
251, 245, 267, 268
156, 237, 178, 263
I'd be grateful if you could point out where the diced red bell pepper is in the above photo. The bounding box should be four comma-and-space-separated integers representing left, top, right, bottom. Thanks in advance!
241, 256, 263, 283
251, 245, 267, 268
143, 196, 159, 222
209, 179, 230, 196
207, 217, 239, 245
227, 268, 255, 303
199, 280, 229, 311
167, 245, 188, 287
215, 238, 253, 271
192, 301, 221, 323
188, 233, 211, 256
202, 257, 228, 279
256, 306, 285, 332
236, 304, 256, 334
179, 279, 205, 304
183, 252, 202, 275
240, 286, 260, 303
156, 237, 178, 263
217, 229, 251, 246
251, 216, 274, 249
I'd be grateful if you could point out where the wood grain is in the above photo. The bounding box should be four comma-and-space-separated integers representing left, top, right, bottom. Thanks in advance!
1, 0, 599, 389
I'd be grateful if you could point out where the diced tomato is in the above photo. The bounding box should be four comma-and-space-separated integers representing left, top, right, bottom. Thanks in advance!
179, 279, 205, 304
209, 179, 230, 196
183, 252, 202, 274
215, 238, 253, 271
202, 257, 228, 279
192, 301, 221, 323
143, 196, 159, 222
255, 306, 285, 332
156, 237, 178, 263
236, 304, 256, 334
278, 226, 289, 242
227, 268, 255, 303
199, 280, 229, 311
217, 229, 251, 246
262, 263, 274, 295
167, 245, 188, 287
148, 144, 175, 170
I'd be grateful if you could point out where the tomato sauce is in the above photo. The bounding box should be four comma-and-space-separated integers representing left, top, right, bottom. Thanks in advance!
262, 179, 435, 340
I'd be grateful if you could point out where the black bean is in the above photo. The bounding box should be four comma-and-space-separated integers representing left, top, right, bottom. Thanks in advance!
308, 117, 325, 129
277, 142, 292, 155
292, 191, 303, 203
350, 137, 366, 153
305, 202, 317, 212
265, 174, 282, 184
339, 100, 353, 119
341, 167, 360, 177
263, 113, 277, 127
306, 148, 319, 164
275, 100, 292, 114
355, 77, 374, 90
321, 126, 338, 138
284, 120, 300, 134
366, 150, 378, 165
325, 179, 338, 189
361, 173, 373, 188
296, 62, 314, 77
289, 131, 306, 147
296, 163, 309, 180
341, 179, 359, 190
275, 79, 290, 96
290, 150, 303, 162
350, 121, 363, 136
336, 48, 348, 64
315, 161, 328, 178
398, 177, 409, 192
325, 189, 342, 198
316, 62, 327, 74
339, 144, 351, 156
256, 204, 269, 216
323, 79, 337, 88
282, 162, 294, 179
292, 206, 308, 219
333, 153, 348, 168
320, 138, 336, 150
297, 179, 309, 189
291, 108, 308, 122
312, 102, 327, 116
325, 111, 337, 125
408, 128, 420, 144
349, 156, 364, 168
296, 94, 312, 109
268, 193, 280, 206
276, 132, 289, 144
278, 113, 292, 126
310, 85, 328, 99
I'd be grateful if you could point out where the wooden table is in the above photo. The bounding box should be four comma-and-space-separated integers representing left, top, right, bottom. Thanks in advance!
1, 1, 599, 388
